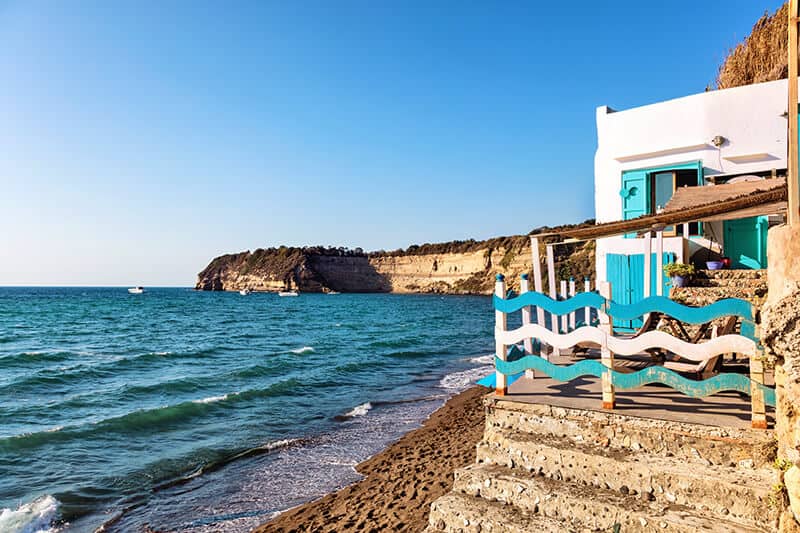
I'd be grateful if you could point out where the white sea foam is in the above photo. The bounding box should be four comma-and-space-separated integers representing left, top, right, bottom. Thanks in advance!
0, 495, 60, 533
192, 394, 229, 404
343, 402, 372, 418
439, 365, 494, 391
262, 438, 300, 452
154, 351, 172, 356
468, 354, 494, 365
290, 346, 314, 355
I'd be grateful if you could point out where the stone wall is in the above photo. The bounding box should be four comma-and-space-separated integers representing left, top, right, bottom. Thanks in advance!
762, 224, 800, 531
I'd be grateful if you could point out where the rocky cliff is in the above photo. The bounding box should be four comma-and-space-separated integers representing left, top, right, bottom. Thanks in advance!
195, 222, 596, 295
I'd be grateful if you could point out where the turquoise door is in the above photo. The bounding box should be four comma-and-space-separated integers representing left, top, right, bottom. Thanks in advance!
723, 216, 768, 269
607, 252, 675, 331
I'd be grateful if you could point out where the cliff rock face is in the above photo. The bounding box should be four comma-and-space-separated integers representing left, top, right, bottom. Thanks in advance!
195, 225, 596, 295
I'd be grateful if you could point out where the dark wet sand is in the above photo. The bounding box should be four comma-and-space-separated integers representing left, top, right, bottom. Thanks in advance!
254, 386, 487, 532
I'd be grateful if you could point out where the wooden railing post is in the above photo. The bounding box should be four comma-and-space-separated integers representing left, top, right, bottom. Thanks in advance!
598, 281, 615, 409
546, 244, 559, 355
643, 231, 652, 298
751, 325, 767, 429
655, 229, 664, 296
520, 273, 536, 379
495, 274, 508, 396
584, 277, 591, 326
569, 277, 576, 331
530, 237, 547, 360
559, 279, 568, 334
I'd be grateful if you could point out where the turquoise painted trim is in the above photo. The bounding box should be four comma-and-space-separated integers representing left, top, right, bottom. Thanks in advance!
476, 372, 524, 389
495, 293, 753, 323
606, 296, 752, 323
494, 355, 775, 407
494, 292, 604, 315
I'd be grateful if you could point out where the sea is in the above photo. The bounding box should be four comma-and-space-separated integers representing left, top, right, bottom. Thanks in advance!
0, 287, 501, 532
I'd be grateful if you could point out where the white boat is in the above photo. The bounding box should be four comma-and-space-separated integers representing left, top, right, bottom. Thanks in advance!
278, 291, 299, 297
239, 288, 251, 296
128, 286, 144, 294
327, 291, 341, 295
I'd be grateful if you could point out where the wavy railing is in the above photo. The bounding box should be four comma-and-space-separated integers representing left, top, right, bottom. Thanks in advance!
492, 273, 771, 428
493, 293, 753, 323
494, 355, 775, 407
496, 323, 756, 361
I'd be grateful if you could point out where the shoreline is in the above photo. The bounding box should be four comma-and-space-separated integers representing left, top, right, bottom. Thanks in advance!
254, 385, 488, 532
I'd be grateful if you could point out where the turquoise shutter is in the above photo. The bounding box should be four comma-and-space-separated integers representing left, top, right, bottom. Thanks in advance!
620, 169, 649, 239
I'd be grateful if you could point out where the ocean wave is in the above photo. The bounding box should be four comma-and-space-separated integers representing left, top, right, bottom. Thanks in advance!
0, 349, 218, 396
338, 402, 372, 420
438, 365, 494, 391
468, 354, 494, 365
290, 347, 314, 355
0, 495, 60, 533
192, 394, 229, 404
0, 350, 74, 367
0, 379, 302, 452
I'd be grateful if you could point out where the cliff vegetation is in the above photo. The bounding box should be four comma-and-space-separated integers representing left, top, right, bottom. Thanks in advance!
196, 220, 596, 295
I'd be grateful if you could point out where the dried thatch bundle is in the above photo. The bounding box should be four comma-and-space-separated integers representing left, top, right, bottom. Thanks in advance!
716, 3, 790, 89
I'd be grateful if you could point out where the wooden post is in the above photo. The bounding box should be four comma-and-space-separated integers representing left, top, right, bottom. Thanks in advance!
643, 231, 652, 298
584, 277, 591, 326
789, 0, 799, 226
655, 230, 664, 297
598, 281, 615, 409
546, 244, 559, 355
682, 222, 690, 237
559, 279, 568, 334
569, 277, 576, 331
530, 237, 547, 359
520, 274, 536, 379
495, 274, 508, 396
751, 325, 767, 429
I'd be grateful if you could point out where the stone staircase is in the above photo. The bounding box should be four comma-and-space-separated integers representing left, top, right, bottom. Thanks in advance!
425, 396, 779, 533
671, 269, 768, 308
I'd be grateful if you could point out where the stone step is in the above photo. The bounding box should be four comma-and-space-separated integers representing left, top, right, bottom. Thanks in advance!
425, 491, 569, 533
484, 397, 775, 468
453, 463, 770, 532
693, 269, 767, 281
670, 286, 767, 305
477, 428, 778, 527
690, 278, 768, 288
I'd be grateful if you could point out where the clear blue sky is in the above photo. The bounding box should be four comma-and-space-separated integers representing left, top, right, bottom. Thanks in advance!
0, 0, 785, 286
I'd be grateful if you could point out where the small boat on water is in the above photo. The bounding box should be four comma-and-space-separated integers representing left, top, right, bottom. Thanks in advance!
239, 288, 251, 296
327, 291, 341, 295
128, 287, 144, 294
278, 291, 299, 297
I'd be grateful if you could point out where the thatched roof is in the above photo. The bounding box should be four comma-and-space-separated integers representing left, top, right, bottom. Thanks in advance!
553, 178, 786, 241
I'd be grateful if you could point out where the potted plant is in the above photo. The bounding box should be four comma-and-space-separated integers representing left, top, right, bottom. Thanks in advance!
663, 262, 695, 288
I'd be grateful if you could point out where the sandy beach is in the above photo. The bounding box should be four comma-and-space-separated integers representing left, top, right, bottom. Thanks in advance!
255, 385, 488, 532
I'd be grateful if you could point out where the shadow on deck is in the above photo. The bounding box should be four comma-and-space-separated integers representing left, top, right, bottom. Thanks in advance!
504, 369, 774, 430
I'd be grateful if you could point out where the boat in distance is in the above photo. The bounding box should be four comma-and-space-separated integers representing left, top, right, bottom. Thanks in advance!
278, 291, 299, 297
128, 287, 144, 294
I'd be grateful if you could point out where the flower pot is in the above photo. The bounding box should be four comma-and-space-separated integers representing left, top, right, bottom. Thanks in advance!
671, 275, 688, 288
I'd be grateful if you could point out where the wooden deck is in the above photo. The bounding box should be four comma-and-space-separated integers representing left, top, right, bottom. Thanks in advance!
505, 355, 775, 429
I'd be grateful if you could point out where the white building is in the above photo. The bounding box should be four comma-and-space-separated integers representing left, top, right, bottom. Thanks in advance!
592, 79, 789, 329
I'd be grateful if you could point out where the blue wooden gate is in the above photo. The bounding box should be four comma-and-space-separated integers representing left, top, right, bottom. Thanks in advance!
607, 252, 675, 331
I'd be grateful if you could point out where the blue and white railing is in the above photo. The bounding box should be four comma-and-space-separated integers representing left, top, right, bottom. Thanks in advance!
493, 273, 772, 429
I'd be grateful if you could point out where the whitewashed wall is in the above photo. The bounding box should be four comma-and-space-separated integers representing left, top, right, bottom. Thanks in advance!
594, 79, 792, 284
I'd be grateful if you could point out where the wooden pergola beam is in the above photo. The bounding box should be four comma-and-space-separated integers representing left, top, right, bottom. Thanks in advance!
789, 0, 799, 226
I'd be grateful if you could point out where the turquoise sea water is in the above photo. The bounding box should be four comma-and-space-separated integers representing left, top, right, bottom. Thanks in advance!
0, 288, 497, 532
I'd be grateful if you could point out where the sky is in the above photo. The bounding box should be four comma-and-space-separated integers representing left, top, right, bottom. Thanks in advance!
0, 0, 786, 286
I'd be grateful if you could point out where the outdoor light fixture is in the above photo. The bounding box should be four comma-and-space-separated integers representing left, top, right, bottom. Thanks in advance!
711, 135, 726, 147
